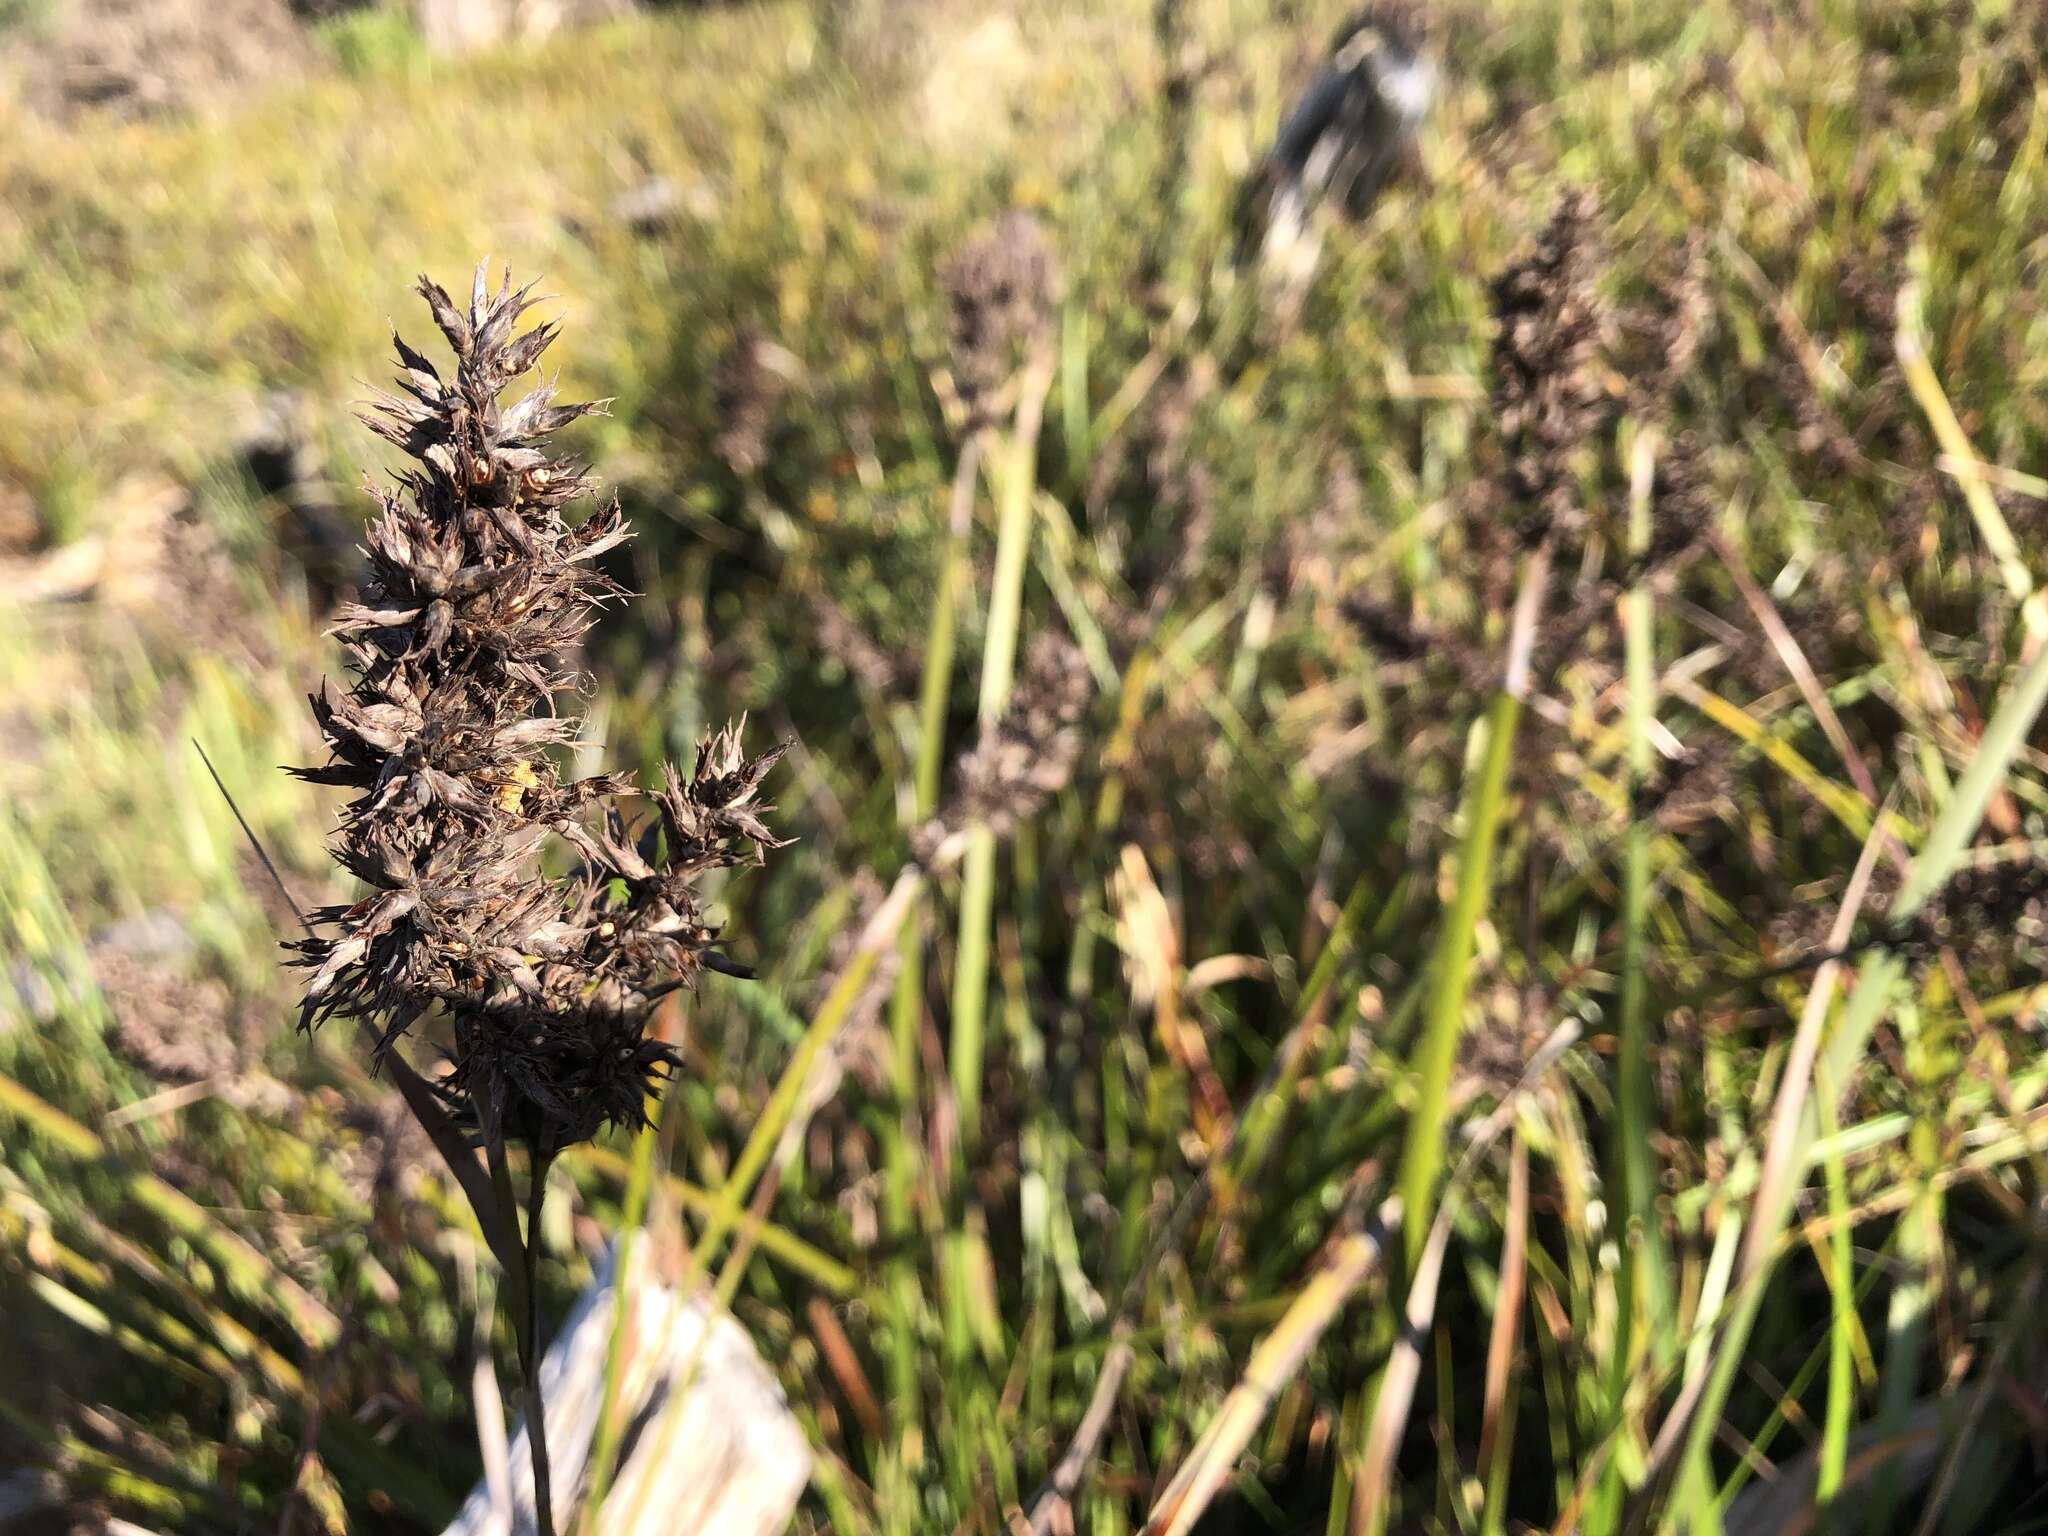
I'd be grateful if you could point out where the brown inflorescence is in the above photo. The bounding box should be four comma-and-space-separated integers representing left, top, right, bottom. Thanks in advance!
1488, 187, 1614, 547
288, 263, 785, 1156
942, 209, 1060, 428
914, 629, 1092, 863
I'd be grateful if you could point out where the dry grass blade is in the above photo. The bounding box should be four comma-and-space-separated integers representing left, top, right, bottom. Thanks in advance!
1665, 678, 1874, 837
1704, 534, 1889, 818
1025, 1326, 1135, 1536
0, 1068, 341, 1350
1894, 285, 2046, 641
1478, 1133, 1529, 1519
1737, 800, 1893, 1284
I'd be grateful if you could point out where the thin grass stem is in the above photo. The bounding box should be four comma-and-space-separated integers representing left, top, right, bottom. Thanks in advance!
950, 354, 1053, 1149
1652, 638, 2048, 1526
1393, 537, 1550, 1270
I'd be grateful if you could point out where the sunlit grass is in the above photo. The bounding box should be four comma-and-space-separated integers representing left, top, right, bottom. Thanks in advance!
4, 0, 2048, 1531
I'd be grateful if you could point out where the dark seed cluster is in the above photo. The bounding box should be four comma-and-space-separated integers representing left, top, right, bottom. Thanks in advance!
1489, 188, 1615, 546
289, 264, 785, 1155
942, 209, 1059, 428
915, 629, 1092, 862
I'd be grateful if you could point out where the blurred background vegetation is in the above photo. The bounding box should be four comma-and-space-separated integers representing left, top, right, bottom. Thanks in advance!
3, 0, 2048, 1531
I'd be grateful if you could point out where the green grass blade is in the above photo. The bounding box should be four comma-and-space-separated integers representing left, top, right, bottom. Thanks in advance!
1395, 684, 1522, 1270
1814, 1058, 1856, 1515
951, 355, 1053, 1149
1661, 637, 2048, 1529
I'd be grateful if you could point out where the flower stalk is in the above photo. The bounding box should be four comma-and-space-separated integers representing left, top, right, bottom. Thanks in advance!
288, 262, 783, 1535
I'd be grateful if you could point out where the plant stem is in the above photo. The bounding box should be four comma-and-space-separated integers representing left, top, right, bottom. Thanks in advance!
1813, 1056, 1854, 1521
879, 432, 981, 1523
524, 1153, 556, 1536
895, 435, 983, 1129
1872, 1003, 1939, 1532
1356, 543, 1543, 1536
1618, 445, 1669, 1307
1597, 435, 1672, 1528
951, 351, 1054, 1151
485, 1133, 553, 1536
581, 1040, 672, 1532
1395, 632, 1532, 1265
951, 831, 997, 1152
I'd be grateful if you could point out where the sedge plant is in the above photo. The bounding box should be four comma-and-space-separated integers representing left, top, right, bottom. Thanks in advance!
286, 262, 786, 1535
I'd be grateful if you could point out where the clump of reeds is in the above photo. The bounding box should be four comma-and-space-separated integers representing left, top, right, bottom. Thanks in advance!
288, 262, 783, 1535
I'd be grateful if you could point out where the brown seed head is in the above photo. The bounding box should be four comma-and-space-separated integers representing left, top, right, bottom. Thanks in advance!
942, 210, 1060, 427
289, 263, 785, 1155
1489, 187, 1614, 545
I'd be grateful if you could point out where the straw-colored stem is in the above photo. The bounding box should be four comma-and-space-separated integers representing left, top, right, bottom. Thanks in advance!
1478, 1134, 1530, 1536
1617, 444, 1669, 1309
1147, 1202, 1402, 1536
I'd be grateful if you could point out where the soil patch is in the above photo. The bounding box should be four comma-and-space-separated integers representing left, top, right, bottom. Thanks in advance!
2, 0, 321, 121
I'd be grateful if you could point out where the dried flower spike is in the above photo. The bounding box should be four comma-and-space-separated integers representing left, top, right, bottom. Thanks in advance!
914, 628, 1091, 862
942, 209, 1059, 428
289, 261, 785, 1158
1490, 187, 1613, 546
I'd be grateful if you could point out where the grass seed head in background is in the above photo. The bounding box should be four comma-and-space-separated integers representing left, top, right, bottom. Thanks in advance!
714, 322, 802, 479
913, 628, 1092, 863
288, 261, 786, 1158
942, 209, 1060, 429
1487, 187, 1613, 549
